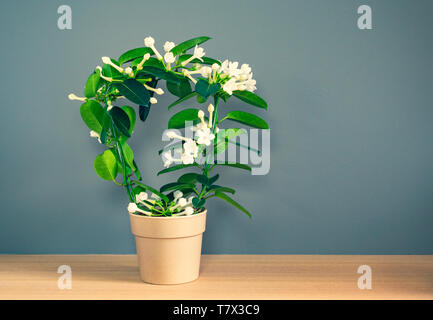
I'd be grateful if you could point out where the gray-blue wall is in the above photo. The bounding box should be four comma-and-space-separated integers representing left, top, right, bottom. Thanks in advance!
0, 0, 432, 254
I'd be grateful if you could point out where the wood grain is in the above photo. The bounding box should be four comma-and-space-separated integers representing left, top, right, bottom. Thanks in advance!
0, 255, 432, 300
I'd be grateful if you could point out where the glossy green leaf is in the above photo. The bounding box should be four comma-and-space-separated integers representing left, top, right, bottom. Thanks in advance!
168, 108, 201, 129
170, 36, 211, 56
132, 181, 169, 202
84, 73, 101, 98
197, 174, 209, 186
215, 128, 246, 154
223, 111, 269, 129
118, 47, 154, 65
121, 106, 136, 135
138, 66, 181, 84
214, 192, 251, 218
102, 61, 123, 79
109, 106, 131, 138
114, 79, 150, 106
207, 185, 236, 195
168, 92, 198, 110
214, 163, 252, 172
195, 79, 221, 99
139, 105, 151, 122
160, 182, 195, 193
94, 149, 118, 181
80, 100, 105, 133
177, 173, 199, 184
120, 141, 134, 169
177, 54, 221, 66
208, 174, 219, 185
157, 164, 199, 176
232, 90, 268, 110
192, 197, 206, 209
167, 78, 192, 98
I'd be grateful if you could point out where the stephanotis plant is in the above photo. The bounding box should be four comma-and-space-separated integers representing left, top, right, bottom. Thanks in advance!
69, 36, 268, 218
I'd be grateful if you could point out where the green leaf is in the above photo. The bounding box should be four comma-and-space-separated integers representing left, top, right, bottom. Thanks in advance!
207, 185, 236, 195
121, 106, 136, 135
120, 141, 134, 169
80, 100, 105, 133
160, 182, 195, 193
223, 111, 269, 129
102, 61, 123, 79
94, 149, 118, 181
168, 108, 201, 129
167, 78, 192, 98
133, 160, 142, 180
208, 174, 219, 185
192, 197, 206, 209
197, 174, 210, 186
157, 164, 199, 176
232, 90, 268, 110
118, 47, 154, 65
109, 106, 131, 138
171, 36, 211, 56
178, 173, 199, 184
168, 92, 198, 110
195, 79, 221, 99
114, 79, 150, 106
214, 192, 251, 218
132, 181, 169, 203
215, 128, 246, 154
138, 105, 151, 122
177, 54, 221, 66
84, 73, 101, 98
138, 66, 181, 84
214, 163, 252, 172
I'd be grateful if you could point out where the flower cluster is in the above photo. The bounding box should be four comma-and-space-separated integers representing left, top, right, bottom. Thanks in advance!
127, 190, 195, 216
162, 104, 216, 168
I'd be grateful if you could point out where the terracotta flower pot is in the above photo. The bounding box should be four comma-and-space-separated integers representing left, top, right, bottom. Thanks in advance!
129, 210, 207, 285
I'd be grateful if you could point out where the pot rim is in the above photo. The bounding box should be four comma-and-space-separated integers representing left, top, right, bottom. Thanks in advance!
129, 210, 206, 220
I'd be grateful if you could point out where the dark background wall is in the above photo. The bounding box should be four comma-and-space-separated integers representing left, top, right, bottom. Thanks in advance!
0, 0, 432, 253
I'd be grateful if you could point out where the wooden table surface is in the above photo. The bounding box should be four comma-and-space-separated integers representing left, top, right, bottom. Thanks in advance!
0, 255, 432, 300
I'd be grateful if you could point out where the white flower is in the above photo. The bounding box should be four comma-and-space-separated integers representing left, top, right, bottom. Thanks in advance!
193, 45, 205, 60
128, 203, 138, 213
150, 97, 158, 104
137, 53, 150, 70
200, 66, 212, 78
136, 192, 148, 202
177, 197, 187, 207
144, 36, 162, 60
222, 78, 238, 95
174, 191, 183, 200
181, 152, 195, 164
207, 104, 214, 128
196, 127, 215, 146
184, 206, 194, 215
89, 130, 102, 143
144, 36, 155, 47
162, 150, 181, 168
128, 202, 151, 215
143, 83, 164, 95
68, 93, 86, 101
101, 56, 124, 73
124, 67, 134, 77
182, 69, 197, 84
164, 52, 175, 70
164, 52, 175, 64
181, 45, 205, 66
163, 41, 175, 52
184, 139, 198, 158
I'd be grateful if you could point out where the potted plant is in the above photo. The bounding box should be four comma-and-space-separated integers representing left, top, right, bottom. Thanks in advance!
68, 36, 268, 284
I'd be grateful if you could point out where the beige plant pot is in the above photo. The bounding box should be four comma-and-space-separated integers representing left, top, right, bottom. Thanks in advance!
129, 210, 207, 285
